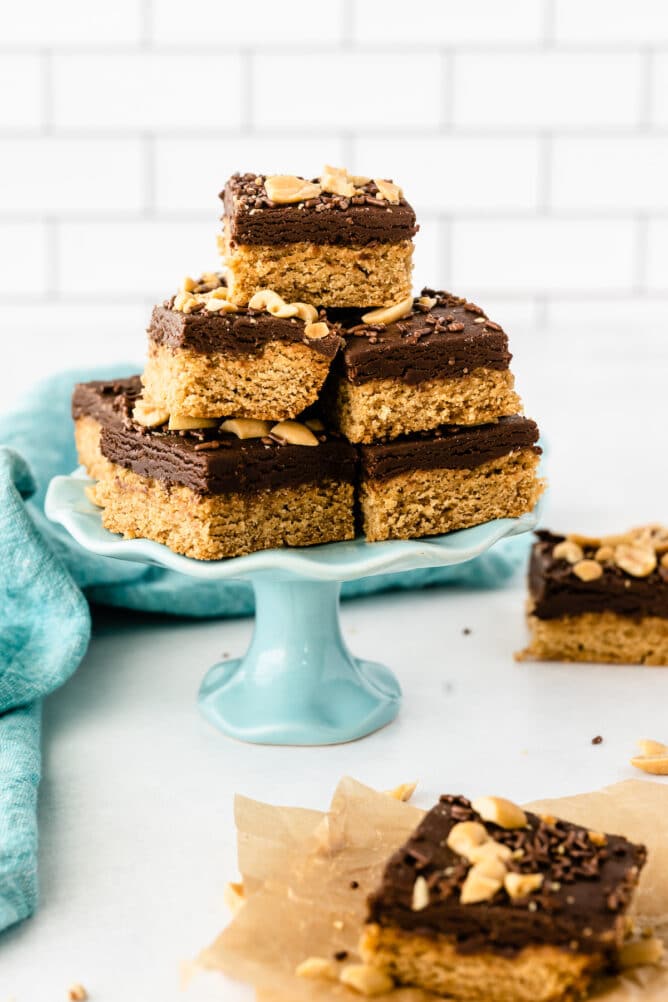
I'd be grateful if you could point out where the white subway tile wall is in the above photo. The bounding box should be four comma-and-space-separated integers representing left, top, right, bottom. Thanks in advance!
1, 0, 667, 375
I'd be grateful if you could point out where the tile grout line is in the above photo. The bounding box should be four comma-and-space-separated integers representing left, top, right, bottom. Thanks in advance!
341, 0, 355, 46
440, 50, 454, 130
639, 48, 654, 128
537, 132, 553, 213
242, 48, 254, 135
633, 214, 649, 293
41, 47, 53, 135
45, 216, 60, 300
140, 0, 153, 47
542, 0, 557, 48
142, 132, 156, 217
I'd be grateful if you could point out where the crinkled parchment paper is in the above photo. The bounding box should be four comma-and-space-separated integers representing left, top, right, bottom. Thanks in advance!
196, 778, 668, 1001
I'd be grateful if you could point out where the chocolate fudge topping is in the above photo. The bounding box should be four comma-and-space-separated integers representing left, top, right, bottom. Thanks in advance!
332, 289, 511, 385
223, 173, 417, 247
72, 376, 142, 424
529, 531, 668, 621
148, 303, 342, 360
73, 378, 356, 496
359, 416, 540, 482
367, 795, 646, 958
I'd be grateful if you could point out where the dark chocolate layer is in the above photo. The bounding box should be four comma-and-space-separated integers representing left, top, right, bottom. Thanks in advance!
148, 303, 342, 360
367, 795, 645, 958
359, 416, 540, 482
223, 173, 417, 247
73, 378, 356, 496
331, 290, 511, 386
529, 531, 668, 621
72, 376, 142, 425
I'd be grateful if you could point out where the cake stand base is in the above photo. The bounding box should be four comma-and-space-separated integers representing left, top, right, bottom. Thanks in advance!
199, 581, 399, 744
45, 471, 539, 746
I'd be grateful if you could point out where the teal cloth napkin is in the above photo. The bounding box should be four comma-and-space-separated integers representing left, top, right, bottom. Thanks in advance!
0, 367, 531, 933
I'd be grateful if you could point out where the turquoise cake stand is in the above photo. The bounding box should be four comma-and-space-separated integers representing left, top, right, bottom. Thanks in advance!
45, 472, 537, 746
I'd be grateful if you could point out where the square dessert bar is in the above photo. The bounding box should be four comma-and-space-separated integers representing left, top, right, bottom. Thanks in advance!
142, 273, 343, 422
72, 377, 356, 561
326, 289, 522, 443
220, 168, 417, 308
519, 527, 668, 665
361, 793, 647, 1002
72, 375, 141, 480
358, 416, 544, 542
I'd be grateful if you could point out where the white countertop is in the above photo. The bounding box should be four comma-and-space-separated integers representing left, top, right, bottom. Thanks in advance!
2, 326, 668, 1000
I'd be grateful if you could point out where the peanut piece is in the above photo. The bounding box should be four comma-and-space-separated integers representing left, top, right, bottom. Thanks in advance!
303, 321, 329, 340
68, 986, 88, 1002
595, 545, 614, 562
373, 178, 402, 204
249, 289, 317, 323
296, 956, 337, 980
504, 873, 543, 900
168, 415, 219, 431
270, 420, 319, 447
320, 164, 357, 197
264, 175, 321, 204
292, 302, 319, 323
205, 298, 237, 313
587, 831, 607, 847
384, 781, 417, 802
249, 289, 293, 317
637, 738, 668, 756
223, 881, 245, 914
630, 753, 668, 776
173, 291, 200, 313
446, 821, 489, 858
133, 400, 169, 429
615, 543, 657, 577
472, 796, 527, 830
220, 418, 272, 440
566, 533, 602, 549
416, 295, 437, 310
460, 865, 503, 904
411, 875, 429, 911
181, 276, 196, 292
618, 937, 664, 968
362, 296, 414, 326
572, 559, 603, 582
553, 540, 584, 564
340, 964, 394, 996
468, 839, 513, 865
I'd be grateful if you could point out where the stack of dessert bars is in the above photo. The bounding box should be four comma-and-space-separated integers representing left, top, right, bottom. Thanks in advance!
73, 167, 544, 560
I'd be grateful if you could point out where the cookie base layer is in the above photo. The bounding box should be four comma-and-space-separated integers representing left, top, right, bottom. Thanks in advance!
519, 609, 668, 665
89, 464, 355, 560
360, 924, 600, 1002
328, 368, 521, 443
359, 450, 543, 542
219, 227, 413, 308
142, 341, 333, 420
74, 416, 114, 480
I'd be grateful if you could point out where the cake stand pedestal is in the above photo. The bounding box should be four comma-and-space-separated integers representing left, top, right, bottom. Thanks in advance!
45, 472, 537, 745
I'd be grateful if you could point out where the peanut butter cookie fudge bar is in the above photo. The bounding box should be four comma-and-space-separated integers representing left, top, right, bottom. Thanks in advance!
325, 289, 522, 443
220, 167, 417, 307
142, 273, 342, 422
74, 377, 356, 560
72, 375, 141, 479
358, 416, 543, 542
361, 793, 647, 1002
519, 527, 668, 665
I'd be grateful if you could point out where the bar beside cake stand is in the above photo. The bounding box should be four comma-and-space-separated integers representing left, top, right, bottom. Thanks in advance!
45, 471, 538, 746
